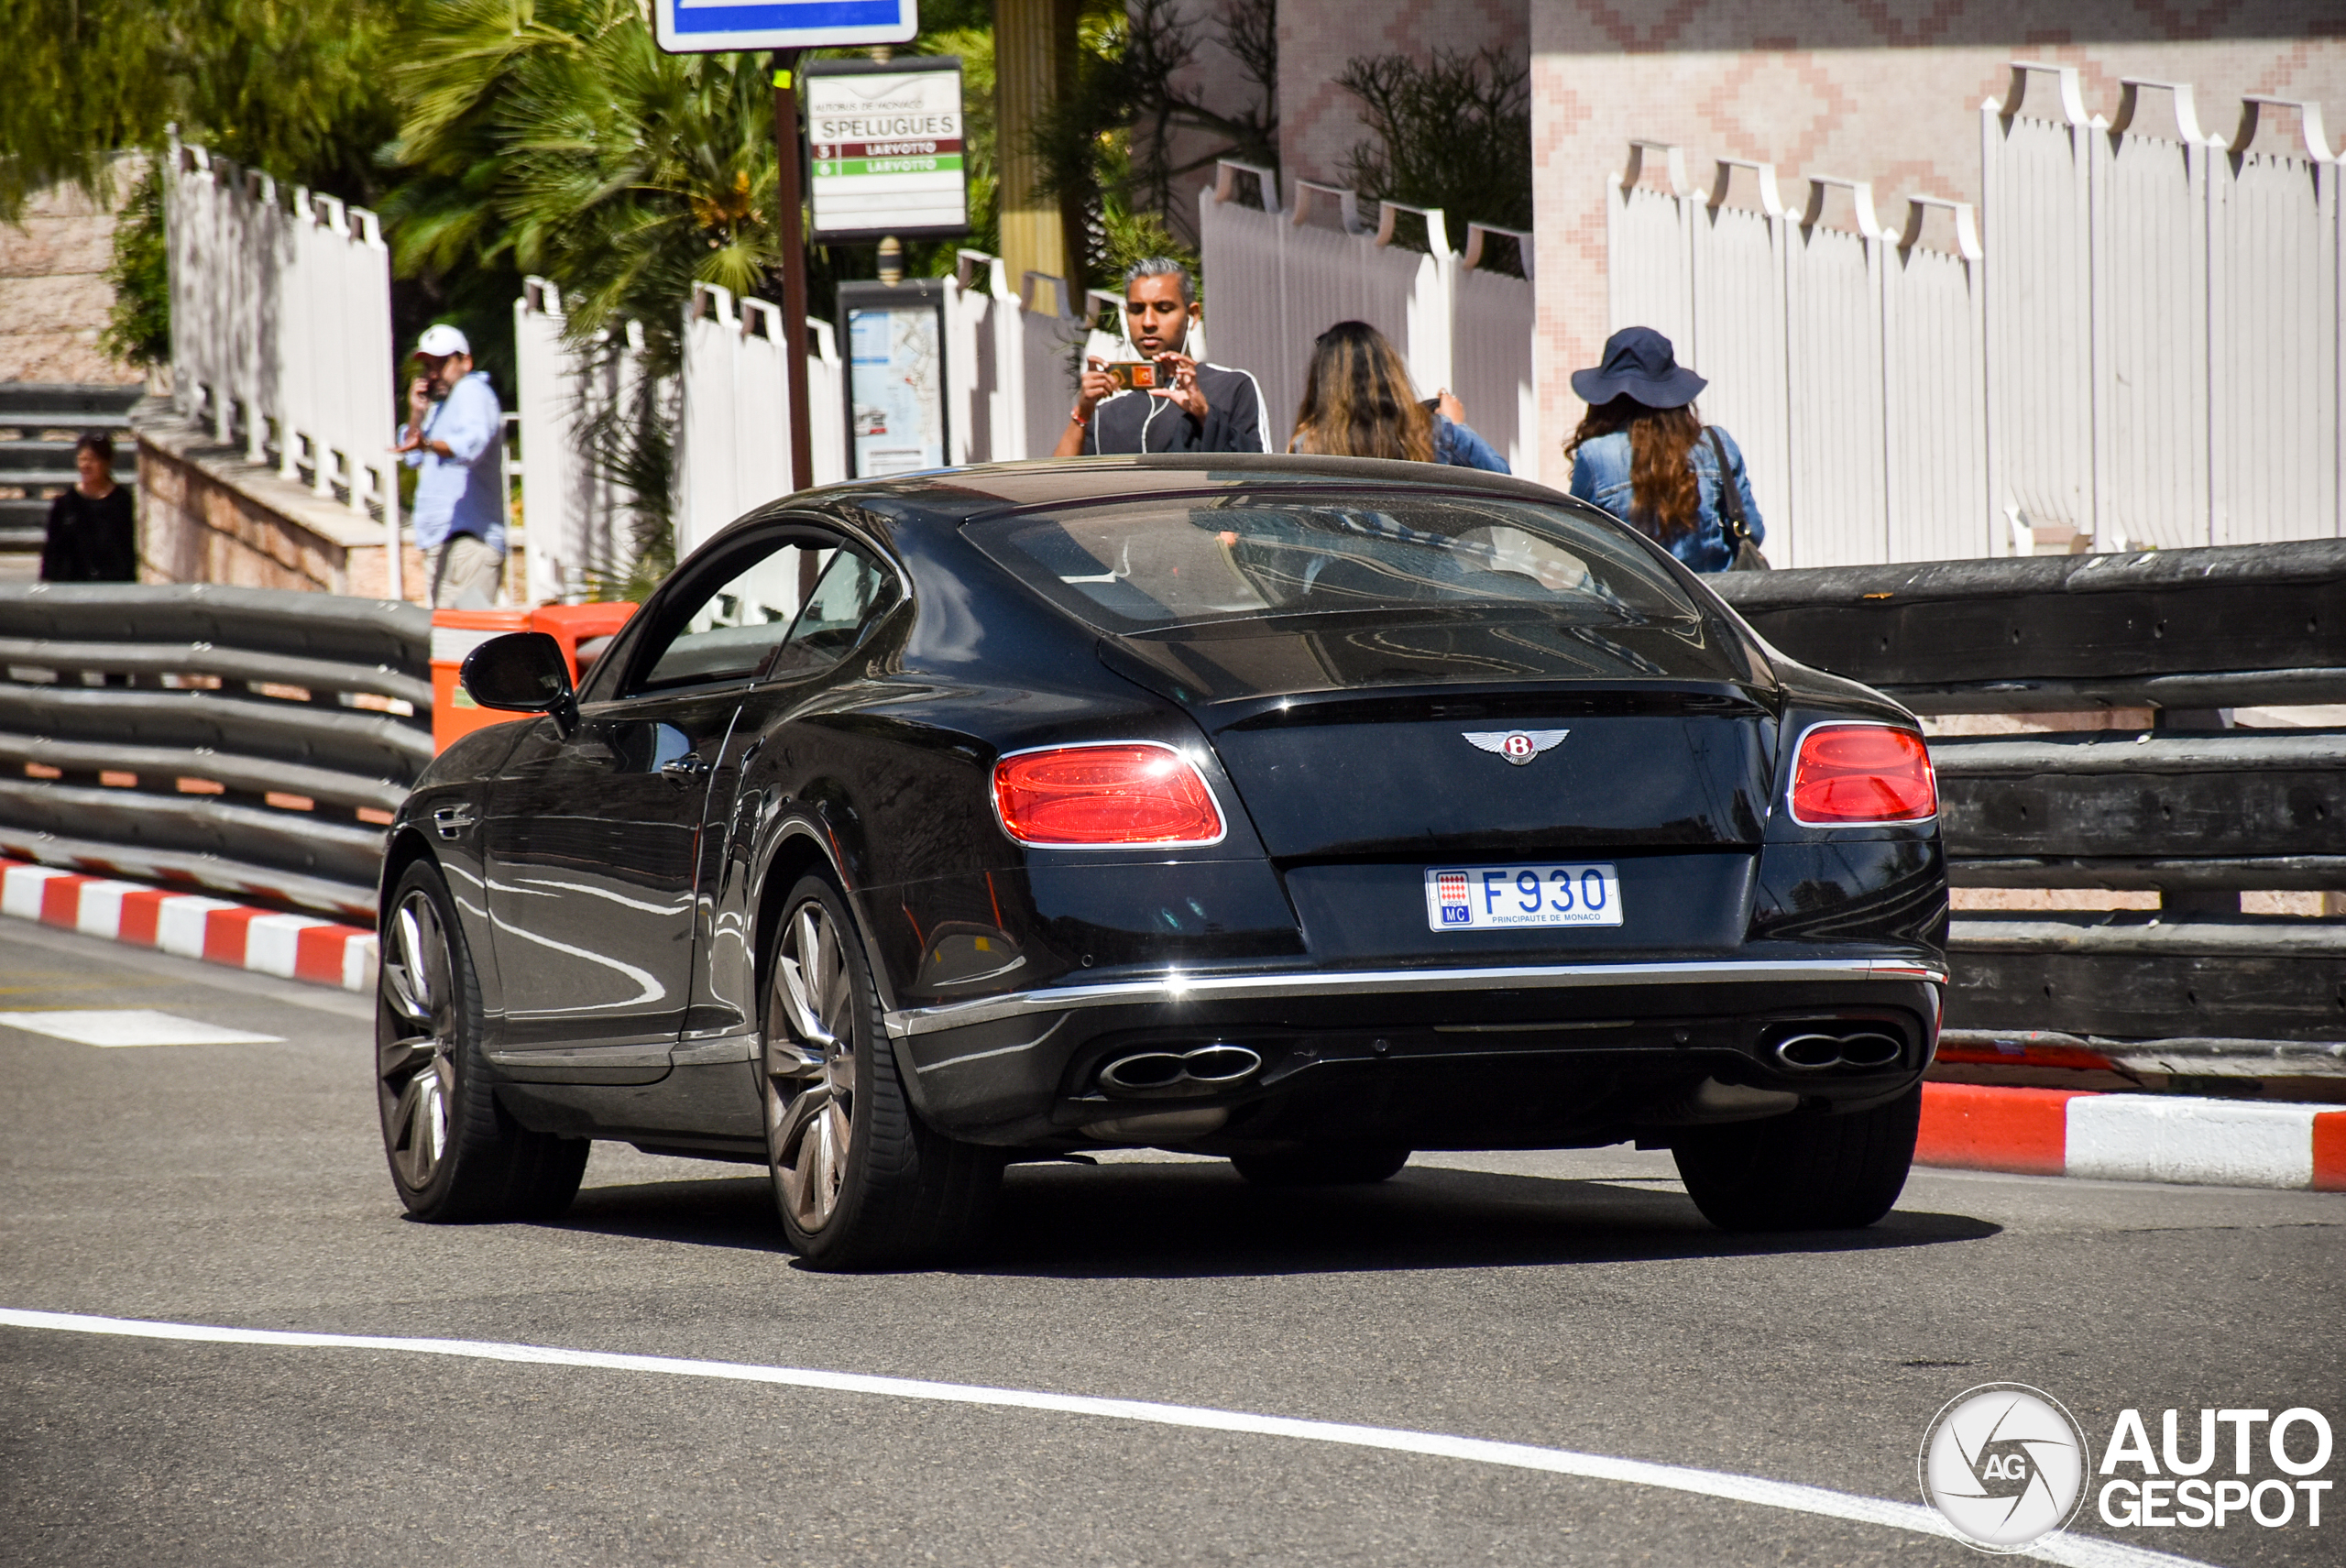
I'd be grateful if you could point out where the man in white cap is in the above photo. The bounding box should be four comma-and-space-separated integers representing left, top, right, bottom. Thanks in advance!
394, 323, 505, 608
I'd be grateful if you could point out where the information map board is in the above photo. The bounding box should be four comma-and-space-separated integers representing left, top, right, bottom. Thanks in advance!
841, 279, 948, 477
806, 58, 970, 244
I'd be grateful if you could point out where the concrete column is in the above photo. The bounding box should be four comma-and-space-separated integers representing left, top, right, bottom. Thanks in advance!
994, 0, 1078, 291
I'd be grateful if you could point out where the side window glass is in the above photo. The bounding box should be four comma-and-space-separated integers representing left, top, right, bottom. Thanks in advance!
634, 538, 826, 694
779, 548, 899, 665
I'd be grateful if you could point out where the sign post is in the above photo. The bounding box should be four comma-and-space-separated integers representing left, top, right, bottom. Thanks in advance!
771, 53, 813, 494
653, 0, 920, 495
805, 58, 970, 246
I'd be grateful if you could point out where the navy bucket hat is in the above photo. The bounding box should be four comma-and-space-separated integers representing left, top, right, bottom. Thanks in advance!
1570, 325, 1707, 409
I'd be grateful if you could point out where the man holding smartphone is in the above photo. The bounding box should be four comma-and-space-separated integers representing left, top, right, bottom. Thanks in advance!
1053, 258, 1269, 457
394, 323, 505, 608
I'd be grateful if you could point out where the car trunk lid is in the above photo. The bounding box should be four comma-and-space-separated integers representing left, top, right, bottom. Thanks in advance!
1101, 611, 1778, 860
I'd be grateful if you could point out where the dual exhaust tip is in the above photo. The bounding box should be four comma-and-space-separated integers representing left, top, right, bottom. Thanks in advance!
1099, 1044, 1263, 1097
1769, 1029, 1904, 1072
1099, 1031, 1899, 1091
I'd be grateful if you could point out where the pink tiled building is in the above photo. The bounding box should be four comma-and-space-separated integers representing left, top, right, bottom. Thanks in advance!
1186, 1, 2346, 463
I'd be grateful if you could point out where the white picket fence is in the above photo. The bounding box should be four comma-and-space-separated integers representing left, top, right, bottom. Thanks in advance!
942, 249, 1091, 466
512, 279, 653, 603
1609, 144, 1990, 568
1611, 62, 2346, 566
1986, 65, 2340, 551
163, 136, 402, 592
1198, 162, 1540, 480
514, 254, 1094, 586
673, 282, 850, 561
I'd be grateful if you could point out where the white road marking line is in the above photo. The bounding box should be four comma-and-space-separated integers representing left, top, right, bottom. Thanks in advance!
0, 1308, 2202, 1568
0, 1010, 283, 1047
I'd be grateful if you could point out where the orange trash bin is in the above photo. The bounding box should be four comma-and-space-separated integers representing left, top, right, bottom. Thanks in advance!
430, 602, 638, 753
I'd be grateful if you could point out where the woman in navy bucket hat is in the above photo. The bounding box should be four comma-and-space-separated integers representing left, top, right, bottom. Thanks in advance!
1565, 326, 1766, 573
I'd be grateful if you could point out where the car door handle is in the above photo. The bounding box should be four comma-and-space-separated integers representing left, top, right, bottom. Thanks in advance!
659, 753, 710, 784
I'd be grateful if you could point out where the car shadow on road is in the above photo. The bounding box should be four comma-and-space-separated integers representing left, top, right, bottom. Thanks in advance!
551, 1160, 2000, 1277
970, 1162, 2000, 1279
556, 1174, 781, 1252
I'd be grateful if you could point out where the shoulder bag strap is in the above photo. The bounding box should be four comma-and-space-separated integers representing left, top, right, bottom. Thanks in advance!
1703, 428, 1751, 543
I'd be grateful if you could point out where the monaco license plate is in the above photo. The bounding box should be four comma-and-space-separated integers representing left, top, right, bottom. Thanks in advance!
1424, 863, 1624, 930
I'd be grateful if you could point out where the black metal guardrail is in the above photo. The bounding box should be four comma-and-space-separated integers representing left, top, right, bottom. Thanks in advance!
1714, 540, 2346, 1065
2, 552, 2339, 1069
0, 584, 429, 920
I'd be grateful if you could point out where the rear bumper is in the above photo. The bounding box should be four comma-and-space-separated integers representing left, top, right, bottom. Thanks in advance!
890, 956, 1946, 1147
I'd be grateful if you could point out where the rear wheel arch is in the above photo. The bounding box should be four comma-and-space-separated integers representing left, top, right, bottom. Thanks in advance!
753, 822, 908, 1012
752, 822, 943, 1121
754, 830, 834, 1003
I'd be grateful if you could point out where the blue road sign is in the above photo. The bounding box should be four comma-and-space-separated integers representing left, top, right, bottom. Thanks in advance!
652, 0, 917, 55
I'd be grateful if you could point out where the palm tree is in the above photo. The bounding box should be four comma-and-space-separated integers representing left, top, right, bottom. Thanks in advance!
389, 0, 780, 345
385, 0, 999, 583
384, 0, 784, 576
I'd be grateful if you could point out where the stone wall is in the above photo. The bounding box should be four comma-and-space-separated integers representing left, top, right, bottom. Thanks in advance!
136, 412, 524, 602
0, 164, 146, 387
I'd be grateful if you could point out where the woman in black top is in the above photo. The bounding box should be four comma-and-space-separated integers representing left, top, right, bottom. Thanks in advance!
41, 433, 137, 582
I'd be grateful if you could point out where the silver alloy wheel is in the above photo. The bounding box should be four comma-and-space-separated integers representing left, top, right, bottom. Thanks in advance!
766, 897, 856, 1234
378, 887, 458, 1191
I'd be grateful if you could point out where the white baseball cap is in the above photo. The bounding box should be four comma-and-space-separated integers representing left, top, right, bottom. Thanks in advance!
415, 323, 470, 358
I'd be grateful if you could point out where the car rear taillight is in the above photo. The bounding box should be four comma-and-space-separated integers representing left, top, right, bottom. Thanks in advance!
992, 744, 1225, 847
1789, 725, 1937, 825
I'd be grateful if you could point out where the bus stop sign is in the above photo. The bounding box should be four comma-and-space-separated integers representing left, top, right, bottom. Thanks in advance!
652, 0, 917, 54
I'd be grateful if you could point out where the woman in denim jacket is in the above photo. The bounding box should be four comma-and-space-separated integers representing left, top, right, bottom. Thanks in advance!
1289, 321, 1510, 471
1564, 327, 1762, 573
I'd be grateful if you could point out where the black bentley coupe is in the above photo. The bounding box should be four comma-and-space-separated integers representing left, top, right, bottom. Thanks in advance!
377, 455, 1946, 1266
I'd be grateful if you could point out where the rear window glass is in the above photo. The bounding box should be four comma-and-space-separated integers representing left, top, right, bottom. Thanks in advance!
966, 492, 1698, 634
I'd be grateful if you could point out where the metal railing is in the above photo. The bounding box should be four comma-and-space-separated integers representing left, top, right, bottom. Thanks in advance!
0, 584, 429, 922
5, 551, 2339, 1082
1715, 538, 2346, 1078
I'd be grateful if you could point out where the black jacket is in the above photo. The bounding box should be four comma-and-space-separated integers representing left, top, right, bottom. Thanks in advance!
1080, 362, 1272, 455
41, 487, 137, 582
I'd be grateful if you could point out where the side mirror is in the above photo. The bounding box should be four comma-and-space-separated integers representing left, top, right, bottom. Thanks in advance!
461, 631, 577, 734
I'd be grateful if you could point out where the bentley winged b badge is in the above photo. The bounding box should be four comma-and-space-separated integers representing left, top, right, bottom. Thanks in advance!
1463, 729, 1570, 766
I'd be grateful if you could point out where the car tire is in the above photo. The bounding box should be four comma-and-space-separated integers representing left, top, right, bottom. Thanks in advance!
1230, 1143, 1412, 1187
376, 858, 588, 1223
762, 874, 1003, 1269
1671, 1085, 1922, 1232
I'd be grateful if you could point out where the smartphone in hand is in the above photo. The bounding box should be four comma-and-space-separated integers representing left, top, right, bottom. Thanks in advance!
1102, 361, 1161, 392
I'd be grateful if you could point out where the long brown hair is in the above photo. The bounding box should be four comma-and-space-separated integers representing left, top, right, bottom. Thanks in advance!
1564, 395, 1704, 543
1288, 320, 1434, 463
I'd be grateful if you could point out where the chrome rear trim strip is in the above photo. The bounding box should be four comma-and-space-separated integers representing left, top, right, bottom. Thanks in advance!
883, 959, 1946, 1038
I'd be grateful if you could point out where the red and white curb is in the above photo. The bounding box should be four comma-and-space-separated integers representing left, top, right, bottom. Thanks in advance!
0, 858, 375, 992
2, 851, 2341, 1195
1919, 1082, 2346, 1191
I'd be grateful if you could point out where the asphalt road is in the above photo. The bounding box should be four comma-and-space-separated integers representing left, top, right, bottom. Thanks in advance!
2, 918, 2340, 1568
